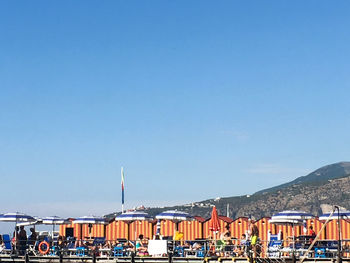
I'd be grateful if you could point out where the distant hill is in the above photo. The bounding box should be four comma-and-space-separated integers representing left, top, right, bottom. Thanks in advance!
255, 162, 350, 195
107, 162, 350, 220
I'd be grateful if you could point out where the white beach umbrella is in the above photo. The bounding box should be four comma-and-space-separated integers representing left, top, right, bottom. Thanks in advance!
115, 211, 153, 240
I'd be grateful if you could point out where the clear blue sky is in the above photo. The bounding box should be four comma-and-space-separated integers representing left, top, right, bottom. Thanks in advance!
1, 0, 350, 226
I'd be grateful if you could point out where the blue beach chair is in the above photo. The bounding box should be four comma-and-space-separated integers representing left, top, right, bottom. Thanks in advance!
76, 247, 87, 257
113, 246, 124, 257
2, 234, 12, 254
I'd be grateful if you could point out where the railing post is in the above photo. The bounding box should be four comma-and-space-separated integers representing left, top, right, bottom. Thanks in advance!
168, 251, 173, 263
130, 251, 135, 263
25, 252, 29, 263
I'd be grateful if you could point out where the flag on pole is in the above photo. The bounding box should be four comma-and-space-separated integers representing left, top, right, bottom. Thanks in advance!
121, 167, 125, 205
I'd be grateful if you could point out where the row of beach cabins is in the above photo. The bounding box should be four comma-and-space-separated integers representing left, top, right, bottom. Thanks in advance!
59, 214, 348, 241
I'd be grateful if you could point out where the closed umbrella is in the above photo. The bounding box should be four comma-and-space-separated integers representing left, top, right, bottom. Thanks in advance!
209, 206, 220, 240
115, 211, 152, 241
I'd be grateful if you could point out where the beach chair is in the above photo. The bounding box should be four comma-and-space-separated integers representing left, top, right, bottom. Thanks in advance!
113, 246, 124, 257
27, 240, 39, 256
76, 247, 87, 257
65, 237, 76, 256
1, 234, 12, 254
267, 234, 282, 258
174, 246, 184, 257
315, 247, 326, 258
50, 245, 60, 256
196, 247, 206, 258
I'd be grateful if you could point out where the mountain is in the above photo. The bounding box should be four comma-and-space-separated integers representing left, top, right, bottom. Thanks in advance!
108, 162, 350, 220
255, 162, 350, 195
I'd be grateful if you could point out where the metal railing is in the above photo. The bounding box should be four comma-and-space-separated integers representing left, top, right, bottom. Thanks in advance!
1, 237, 350, 259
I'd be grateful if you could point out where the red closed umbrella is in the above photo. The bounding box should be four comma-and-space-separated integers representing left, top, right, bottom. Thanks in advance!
209, 206, 220, 239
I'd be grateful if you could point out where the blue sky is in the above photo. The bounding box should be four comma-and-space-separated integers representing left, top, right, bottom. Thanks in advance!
1, 1, 350, 231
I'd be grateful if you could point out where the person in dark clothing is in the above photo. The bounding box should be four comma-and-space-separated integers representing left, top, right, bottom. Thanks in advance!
18, 226, 27, 255
28, 228, 37, 245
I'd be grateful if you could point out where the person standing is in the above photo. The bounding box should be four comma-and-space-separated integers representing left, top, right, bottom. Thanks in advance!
250, 225, 259, 259
18, 226, 27, 255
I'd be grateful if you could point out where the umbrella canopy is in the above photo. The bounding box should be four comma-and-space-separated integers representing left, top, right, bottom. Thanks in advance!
116, 211, 153, 241
73, 215, 107, 224
42, 216, 71, 225
0, 212, 36, 223
269, 218, 305, 225
319, 210, 350, 221
270, 210, 314, 223
156, 210, 193, 222
115, 211, 152, 221
270, 210, 314, 252
209, 206, 220, 232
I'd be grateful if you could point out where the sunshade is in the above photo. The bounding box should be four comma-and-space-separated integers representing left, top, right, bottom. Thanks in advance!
0, 212, 36, 250
73, 215, 107, 224
42, 216, 71, 235
269, 210, 314, 252
319, 210, 350, 221
156, 210, 193, 222
0, 212, 36, 223
115, 211, 152, 241
156, 210, 193, 239
73, 215, 107, 239
42, 216, 70, 225
271, 210, 314, 221
115, 211, 152, 221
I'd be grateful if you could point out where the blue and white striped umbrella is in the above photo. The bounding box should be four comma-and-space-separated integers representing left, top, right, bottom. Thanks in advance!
269, 210, 314, 225
319, 211, 350, 221
73, 215, 107, 224
0, 212, 36, 223
156, 210, 193, 222
42, 216, 70, 225
115, 211, 152, 221
270, 210, 313, 223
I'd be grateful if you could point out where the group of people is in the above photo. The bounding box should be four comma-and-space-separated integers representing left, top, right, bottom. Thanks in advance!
0, 223, 319, 258
12, 226, 37, 255
207, 223, 261, 258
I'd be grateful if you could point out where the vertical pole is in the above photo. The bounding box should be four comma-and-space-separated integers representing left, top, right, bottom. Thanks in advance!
335, 206, 342, 263
121, 167, 125, 214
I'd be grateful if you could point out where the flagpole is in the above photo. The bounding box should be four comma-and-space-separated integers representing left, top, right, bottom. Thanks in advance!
121, 167, 125, 213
